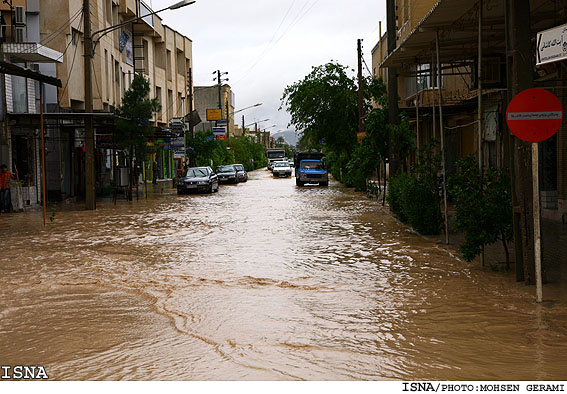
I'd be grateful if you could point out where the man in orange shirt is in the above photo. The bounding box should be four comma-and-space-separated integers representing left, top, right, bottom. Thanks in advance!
0, 164, 17, 213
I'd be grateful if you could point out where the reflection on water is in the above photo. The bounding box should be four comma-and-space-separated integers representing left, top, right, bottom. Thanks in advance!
1, 171, 567, 380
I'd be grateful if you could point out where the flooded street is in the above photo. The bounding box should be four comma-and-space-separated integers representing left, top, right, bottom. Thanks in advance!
1, 169, 567, 380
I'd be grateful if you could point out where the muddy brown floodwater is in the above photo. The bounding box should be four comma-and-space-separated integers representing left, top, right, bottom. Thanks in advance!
1, 170, 567, 380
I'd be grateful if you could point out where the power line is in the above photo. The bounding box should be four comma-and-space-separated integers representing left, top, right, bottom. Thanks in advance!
91, 57, 103, 106
234, 0, 320, 84
58, 31, 82, 102
13, 7, 83, 56
362, 56, 372, 76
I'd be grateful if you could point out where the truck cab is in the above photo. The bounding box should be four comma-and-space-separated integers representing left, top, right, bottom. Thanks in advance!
266, 149, 287, 170
294, 151, 328, 186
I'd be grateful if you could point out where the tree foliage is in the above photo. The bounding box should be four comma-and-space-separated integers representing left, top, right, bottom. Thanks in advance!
387, 142, 443, 235
192, 131, 268, 171
280, 61, 413, 192
229, 136, 268, 171
114, 74, 161, 158
281, 62, 358, 155
447, 155, 513, 267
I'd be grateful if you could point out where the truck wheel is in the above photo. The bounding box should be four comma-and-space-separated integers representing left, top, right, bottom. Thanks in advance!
320, 181, 328, 186
296, 179, 304, 187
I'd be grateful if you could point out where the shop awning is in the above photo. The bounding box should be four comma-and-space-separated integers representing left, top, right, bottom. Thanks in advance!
380, 0, 562, 69
1, 43, 63, 63
0, 61, 62, 87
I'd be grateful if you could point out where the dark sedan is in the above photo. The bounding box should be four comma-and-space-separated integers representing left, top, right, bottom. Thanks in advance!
215, 165, 239, 184
177, 167, 219, 194
233, 164, 248, 182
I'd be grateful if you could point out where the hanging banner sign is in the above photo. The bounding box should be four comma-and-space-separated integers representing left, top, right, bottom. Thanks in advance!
506, 88, 563, 143
536, 23, 567, 65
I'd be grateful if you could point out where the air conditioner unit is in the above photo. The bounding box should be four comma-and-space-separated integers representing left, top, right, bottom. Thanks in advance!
14, 27, 26, 43
15, 6, 26, 26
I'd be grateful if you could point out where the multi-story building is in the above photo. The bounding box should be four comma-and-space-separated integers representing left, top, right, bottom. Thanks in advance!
193, 84, 235, 138
0, 0, 63, 206
38, 0, 193, 199
375, 0, 567, 285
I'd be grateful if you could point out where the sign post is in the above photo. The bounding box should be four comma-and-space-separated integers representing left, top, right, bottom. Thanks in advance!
506, 88, 564, 303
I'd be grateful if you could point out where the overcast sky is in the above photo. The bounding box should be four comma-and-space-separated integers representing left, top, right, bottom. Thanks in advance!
150, 0, 386, 139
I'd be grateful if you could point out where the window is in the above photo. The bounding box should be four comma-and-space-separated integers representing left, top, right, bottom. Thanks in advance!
168, 89, 173, 119
72, 28, 80, 46
104, 49, 108, 101
112, 3, 118, 26
155, 43, 165, 69
166, 49, 172, 81
12, 74, 27, 113
106, 0, 112, 24
142, 39, 149, 74
177, 51, 184, 75
156, 87, 162, 120
115, 60, 119, 103
177, 92, 183, 116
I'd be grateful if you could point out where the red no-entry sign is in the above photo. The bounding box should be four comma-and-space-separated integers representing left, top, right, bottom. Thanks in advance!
506, 88, 563, 143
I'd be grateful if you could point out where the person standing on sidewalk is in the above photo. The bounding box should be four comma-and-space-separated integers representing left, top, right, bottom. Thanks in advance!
0, 164, 17, 213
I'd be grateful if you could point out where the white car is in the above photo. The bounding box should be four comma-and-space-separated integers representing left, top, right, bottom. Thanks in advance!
272, 161, 292, 177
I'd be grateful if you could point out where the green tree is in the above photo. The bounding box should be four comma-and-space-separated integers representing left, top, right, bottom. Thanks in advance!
281, 62, 358, 156
386, 142, 443, 235
114, 74, 161, 193
447, 155, 513, 268
114, 74, 161, 160
229, 136, 269, 171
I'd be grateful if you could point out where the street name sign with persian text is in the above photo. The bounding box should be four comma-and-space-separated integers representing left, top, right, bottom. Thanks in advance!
536, 23, 567, 65
206, 109, 222, 121
506, 88, 563, 143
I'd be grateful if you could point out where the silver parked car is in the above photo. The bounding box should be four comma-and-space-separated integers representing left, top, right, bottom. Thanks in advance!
233, 164, 248, 182
177, 167, 219, 194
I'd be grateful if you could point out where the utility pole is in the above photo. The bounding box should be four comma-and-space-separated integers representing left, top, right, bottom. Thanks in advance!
226, 99, 230, 141
83, 0, 96, 210
357, 39, 364, 135
505, 0, 535, 284
188, 67, 195, 166
217, 70, 222, 111
242, 115, 245, 132
386, 0, 399, 177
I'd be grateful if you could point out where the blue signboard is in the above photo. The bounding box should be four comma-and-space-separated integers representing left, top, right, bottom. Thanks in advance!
212, 127, 226, 136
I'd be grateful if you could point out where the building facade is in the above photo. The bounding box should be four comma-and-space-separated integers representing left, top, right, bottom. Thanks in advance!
375, 0, 567, 284
0, 0, 63, 206
193, 84, 235, 139
37, 0, 193, 199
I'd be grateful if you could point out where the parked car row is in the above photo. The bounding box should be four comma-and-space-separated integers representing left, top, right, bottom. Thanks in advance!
177, 164, 248, 194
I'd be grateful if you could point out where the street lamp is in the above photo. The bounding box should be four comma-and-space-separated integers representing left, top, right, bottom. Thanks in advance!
230, 103, 262, 135
231, 103, 262, 116
83, 0, 196, 210
91, 1, 196, 50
